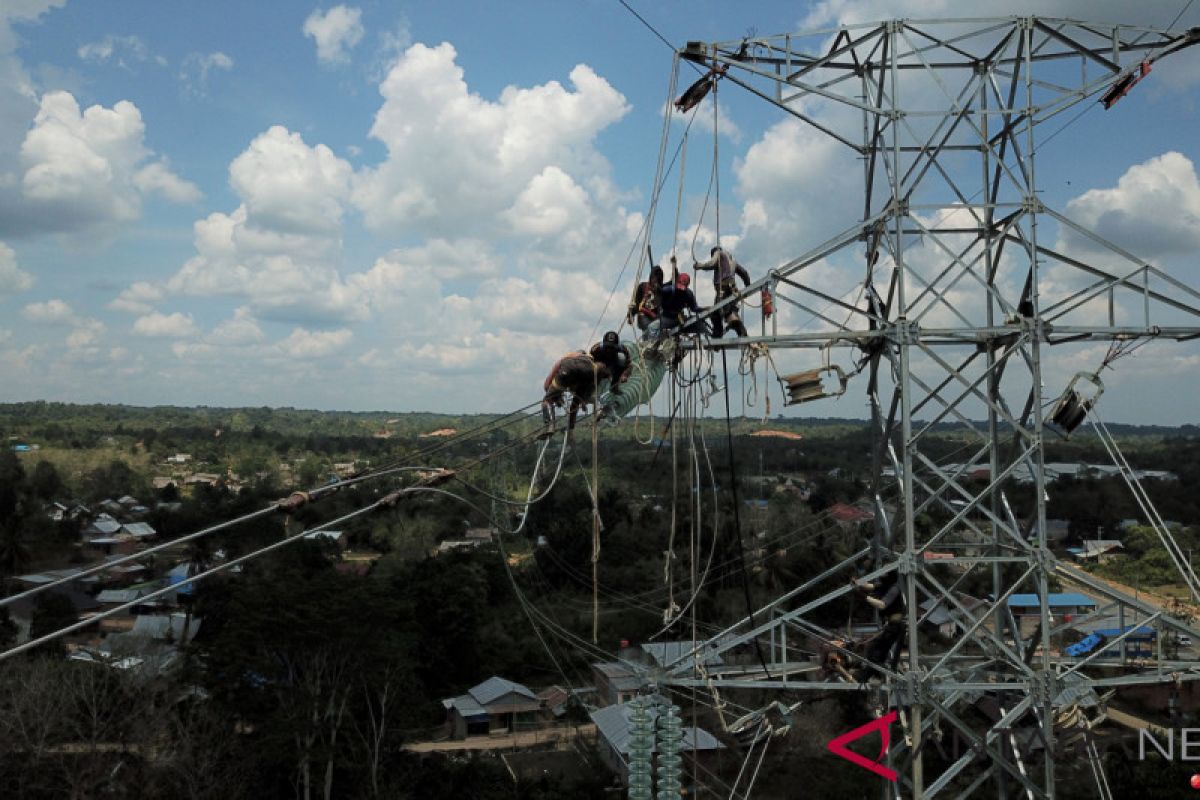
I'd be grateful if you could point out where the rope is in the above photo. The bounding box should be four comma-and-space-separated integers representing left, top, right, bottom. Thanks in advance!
673, 131, 689, 261
713, 76, 721, 247
666, 370, 680, 623
721, 349, 772, 677
592, 368, 602, 644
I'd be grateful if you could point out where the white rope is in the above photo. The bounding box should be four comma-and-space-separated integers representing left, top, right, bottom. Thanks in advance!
509, 433, 571, 536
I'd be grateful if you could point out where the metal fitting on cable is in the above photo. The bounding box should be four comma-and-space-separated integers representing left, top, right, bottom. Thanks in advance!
275, 491, 311, 512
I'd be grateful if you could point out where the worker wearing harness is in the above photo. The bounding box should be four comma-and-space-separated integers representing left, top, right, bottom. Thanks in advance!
589, 331, 631, 395
659, 268, 707, 337
694, 245, 750, 338
541, 350, 613, 432
851, 571, 906, 680
627, 265, 664, 335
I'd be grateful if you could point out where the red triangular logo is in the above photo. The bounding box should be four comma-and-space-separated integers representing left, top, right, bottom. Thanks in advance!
826, 710, 899, 781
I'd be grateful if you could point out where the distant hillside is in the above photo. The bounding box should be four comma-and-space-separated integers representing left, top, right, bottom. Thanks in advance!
0, 401, 1194, 443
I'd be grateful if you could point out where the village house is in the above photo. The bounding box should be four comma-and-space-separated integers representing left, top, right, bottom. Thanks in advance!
1007, 593, 1097, 637
1070, 539, 1124, 563
828, 502, 874, 529
85, 533, 138, 558
121, 521, 157, 541
302, 529, 347, 549
919, 593, 987, 639
82, 512, 122, 538
441, 676, 543, 739
591, 661, 647, 707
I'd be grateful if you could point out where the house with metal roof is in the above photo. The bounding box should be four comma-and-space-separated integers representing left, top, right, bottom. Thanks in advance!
121, 522, 156, 540
130, 612, 201, 643
590, 697, 724, 787
441, 676, 542, 739
918, 593, 987, 639
1070, 616, 1158, 659
591, 661, 648, 707
639, 640, 725, 670
1074, 539, 1124, 562
1006, 593, 1098, 637
1006, 593, 1096, 616
82, 514, 122, 538
12, 566, 99, 591
96, 588, 149, 606
302, 529, 346, 549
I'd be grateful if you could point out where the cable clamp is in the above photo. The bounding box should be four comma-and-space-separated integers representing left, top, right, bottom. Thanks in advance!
275, 491, 311, 512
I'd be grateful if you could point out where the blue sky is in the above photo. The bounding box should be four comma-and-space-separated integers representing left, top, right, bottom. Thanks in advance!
1, 1, 1198, 424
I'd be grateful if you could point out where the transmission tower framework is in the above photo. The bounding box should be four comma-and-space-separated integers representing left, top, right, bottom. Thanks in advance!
652, 17, 1200, 799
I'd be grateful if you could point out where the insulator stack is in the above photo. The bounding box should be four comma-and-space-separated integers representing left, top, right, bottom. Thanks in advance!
627, 697, 654, 800
655, 702, 684, 799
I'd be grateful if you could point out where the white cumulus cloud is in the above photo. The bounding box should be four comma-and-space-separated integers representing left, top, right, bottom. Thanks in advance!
208, 306, 264, 345
66, 317, 103, 349
1061, 151, 1200, 260
353, 42, 630, 237
133, 161, 202, 203
161, 126, 358, 323
0, 241, 33, 294
17, 91, 199, 233
108, 281, 164, 314
504, 166, 591, 237
304, 5, 364, 65
133, 311, 198, 338
279, 327, 352, 358
229, 125, 352, 235
22, 297, 74, 323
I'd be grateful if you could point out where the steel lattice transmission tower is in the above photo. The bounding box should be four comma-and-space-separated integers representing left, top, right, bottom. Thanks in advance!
653, 17, 1200, 799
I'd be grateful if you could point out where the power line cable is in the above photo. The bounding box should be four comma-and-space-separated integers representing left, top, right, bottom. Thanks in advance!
1169, 0, 1196, 29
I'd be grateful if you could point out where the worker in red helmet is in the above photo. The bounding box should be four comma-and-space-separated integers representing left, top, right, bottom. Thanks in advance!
659, 258, 707, 336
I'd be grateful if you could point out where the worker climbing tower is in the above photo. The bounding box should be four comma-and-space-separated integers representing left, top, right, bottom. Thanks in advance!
655, 18, 1200, 799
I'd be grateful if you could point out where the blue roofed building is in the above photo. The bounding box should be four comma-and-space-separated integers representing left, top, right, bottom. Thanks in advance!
167, 562, 196, 598
1006, 593, 1096, 617
1094, 625, 1157, 658
1007, 593, 1097, 637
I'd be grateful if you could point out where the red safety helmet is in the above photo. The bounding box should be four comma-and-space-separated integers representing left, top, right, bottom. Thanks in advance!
677, 272, 691, 288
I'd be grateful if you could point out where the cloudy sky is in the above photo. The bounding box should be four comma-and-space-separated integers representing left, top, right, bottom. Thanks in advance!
1, 1, 1198, 424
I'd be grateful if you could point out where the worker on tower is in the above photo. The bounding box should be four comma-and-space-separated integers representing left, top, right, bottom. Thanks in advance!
694, 245, 751, 338
541, 351, 612, 432
589, 331, 631, 395
659, 262, 707, 337
850, 570, 906, 679
627, 265, 664, 335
